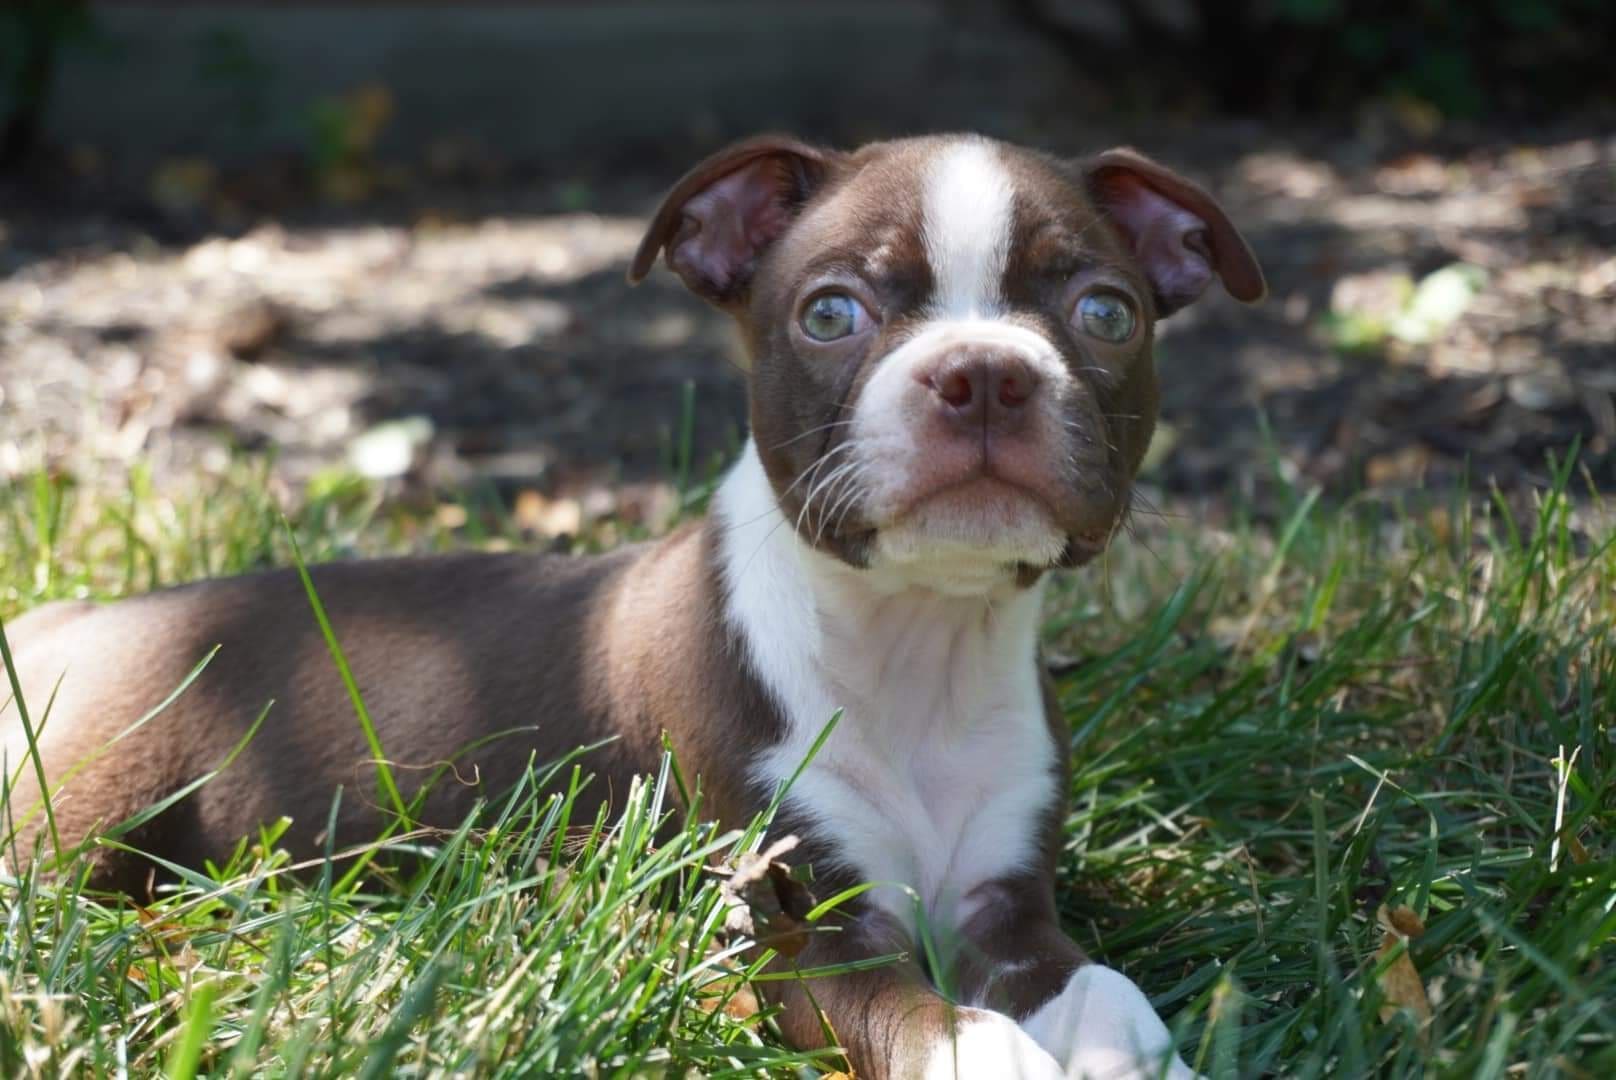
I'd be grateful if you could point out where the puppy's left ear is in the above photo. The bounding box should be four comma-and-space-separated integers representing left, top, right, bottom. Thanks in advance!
628, 134, 841, 306
1084, 148, 1266, 316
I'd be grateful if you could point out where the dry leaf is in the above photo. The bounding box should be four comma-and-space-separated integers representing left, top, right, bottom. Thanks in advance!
1558, 827, 1591, 866
1376, 905, 1432, 1026
1382, 904, 1427, 939
695, 976, 762, 1021
714, 835, 817, 959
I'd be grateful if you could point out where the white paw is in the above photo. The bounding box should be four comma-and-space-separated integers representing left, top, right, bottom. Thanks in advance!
924, 1007, 1068, 1080
1021, 966, 1201, 1080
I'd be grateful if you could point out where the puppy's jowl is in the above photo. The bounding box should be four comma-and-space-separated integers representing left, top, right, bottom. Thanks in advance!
7, 133, 1262, 1077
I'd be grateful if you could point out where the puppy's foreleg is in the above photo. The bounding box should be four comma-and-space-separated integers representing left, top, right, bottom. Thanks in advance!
950, 905, 1200, 1079
1021, 964, 1200, 1080
767, 923, 1065, 1080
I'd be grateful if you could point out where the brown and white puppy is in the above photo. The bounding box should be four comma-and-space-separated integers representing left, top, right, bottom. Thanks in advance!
4, 133, 1262, 1078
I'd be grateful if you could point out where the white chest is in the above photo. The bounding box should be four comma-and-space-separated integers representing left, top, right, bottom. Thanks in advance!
717, 445, 1059, 933
762, 667, 1056, 932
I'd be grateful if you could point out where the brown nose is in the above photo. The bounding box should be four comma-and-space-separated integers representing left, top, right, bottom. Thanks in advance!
920, 350, 1040, 434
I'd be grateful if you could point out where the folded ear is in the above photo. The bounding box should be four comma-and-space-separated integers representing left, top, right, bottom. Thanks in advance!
1084, 148, 1266, 316
628, 134, 841, 306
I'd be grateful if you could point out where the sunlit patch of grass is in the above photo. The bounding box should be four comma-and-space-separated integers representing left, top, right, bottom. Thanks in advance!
1047, 455, 1616, 1076
0, 751, 839, 1076
1, 442, 1612, 1075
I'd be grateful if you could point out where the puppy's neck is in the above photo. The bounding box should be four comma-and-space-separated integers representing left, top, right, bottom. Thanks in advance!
712, 441, 1047, 726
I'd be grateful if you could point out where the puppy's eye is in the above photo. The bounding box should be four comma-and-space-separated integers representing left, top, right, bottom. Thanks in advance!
800, 292, 867, 342
1075, 290, 1137, 343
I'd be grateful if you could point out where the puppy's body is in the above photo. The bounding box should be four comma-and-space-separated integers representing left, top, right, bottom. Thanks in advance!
6, 133, 1264, 1078
9, 544, 635, 875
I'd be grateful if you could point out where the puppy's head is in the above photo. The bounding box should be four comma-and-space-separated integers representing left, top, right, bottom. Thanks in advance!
631, 134, 1263, 594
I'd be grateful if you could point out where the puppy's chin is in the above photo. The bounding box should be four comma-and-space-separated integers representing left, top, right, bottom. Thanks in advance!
868, 492, 1067, 596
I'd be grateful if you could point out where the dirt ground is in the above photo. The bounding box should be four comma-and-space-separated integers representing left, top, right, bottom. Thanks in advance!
2, 119, 1612, 528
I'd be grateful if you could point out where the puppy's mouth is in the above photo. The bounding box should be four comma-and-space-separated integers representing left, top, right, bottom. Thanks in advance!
869, 466, 1070, 570
789, 430, 1124, 581
861, 453, 1127, 576
888, 470, 1055, 528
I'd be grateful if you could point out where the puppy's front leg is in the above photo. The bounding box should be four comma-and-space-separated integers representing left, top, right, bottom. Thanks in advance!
963, 901, 1200, 1079
1021, 965, 1199, 1080
770, 922, 1065, 1080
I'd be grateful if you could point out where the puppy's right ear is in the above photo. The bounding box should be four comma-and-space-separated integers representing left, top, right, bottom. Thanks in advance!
628, 135, 840, 305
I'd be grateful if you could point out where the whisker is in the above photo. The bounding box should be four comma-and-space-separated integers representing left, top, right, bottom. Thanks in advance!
831, 466, 870, 536
1127, 487, 1183, 521
1116, 502, 1166, 569
806, 460, 864, 542
798, 455, 862, 539
721, 442, 858, 537
769, 420, 857, 451
785, 441, 856, 497
822, 464, 870, 542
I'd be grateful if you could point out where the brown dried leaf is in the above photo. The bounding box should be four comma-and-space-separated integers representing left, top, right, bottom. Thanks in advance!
695, 977, 762, 1021
1376, 905, 1432, 1026
1560, 827, 1591, 866
716, 835, 817, 959
1381, 904, 1427, 939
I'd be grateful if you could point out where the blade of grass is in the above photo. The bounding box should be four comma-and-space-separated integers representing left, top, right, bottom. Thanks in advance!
281, 518, 410, 826
0, 611, 61, 861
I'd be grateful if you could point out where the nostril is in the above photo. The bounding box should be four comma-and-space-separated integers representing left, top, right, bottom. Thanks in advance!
935, 370, 975, 409
997, 375, 1031, 408
997, 369, 1036, 409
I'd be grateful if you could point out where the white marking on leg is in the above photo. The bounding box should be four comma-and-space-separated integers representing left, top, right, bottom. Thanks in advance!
1021, 965, 1201, 1079
923, 140, 1016, 320
925, 1008, 1066, 1080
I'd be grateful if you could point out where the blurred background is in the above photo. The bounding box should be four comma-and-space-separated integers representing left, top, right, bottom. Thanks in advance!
2, 0, 1613, 538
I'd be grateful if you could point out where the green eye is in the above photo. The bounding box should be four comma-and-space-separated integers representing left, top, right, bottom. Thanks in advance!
801, 292, 865, 342
1076, 291, 1137, 343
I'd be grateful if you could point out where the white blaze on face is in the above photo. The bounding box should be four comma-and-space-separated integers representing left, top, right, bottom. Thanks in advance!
923, 140, 1017, 320
846, 140, 1073, 589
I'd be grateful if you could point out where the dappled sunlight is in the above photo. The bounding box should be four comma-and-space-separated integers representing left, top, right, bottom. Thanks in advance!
6, 130, 1612, 525
1148, 132, 1615, 501
0, 210, 740, 503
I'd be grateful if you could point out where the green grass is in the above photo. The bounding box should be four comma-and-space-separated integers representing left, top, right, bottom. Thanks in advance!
1, 447, 1613, 1077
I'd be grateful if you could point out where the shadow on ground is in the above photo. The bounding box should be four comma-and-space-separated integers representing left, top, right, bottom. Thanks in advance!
2, 122, 1612, 515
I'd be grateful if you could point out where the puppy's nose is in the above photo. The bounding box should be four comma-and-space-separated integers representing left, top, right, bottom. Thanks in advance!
920, 349, 1040, 433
